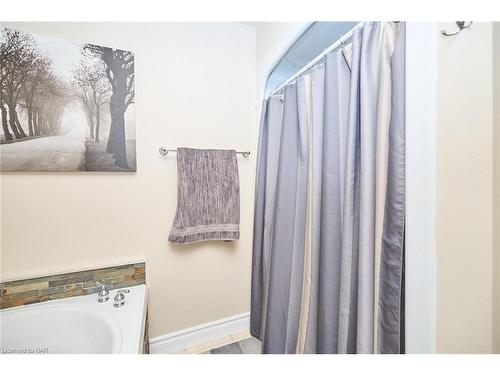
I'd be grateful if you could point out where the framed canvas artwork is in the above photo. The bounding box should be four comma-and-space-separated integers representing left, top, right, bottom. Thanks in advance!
0, 28, 136, 171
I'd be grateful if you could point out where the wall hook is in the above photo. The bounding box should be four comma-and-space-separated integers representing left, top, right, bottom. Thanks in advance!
441, 21, 473, 37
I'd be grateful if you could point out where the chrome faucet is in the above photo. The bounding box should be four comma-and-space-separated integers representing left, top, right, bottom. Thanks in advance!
95, 281, 110, 303
113, 289, 130, 308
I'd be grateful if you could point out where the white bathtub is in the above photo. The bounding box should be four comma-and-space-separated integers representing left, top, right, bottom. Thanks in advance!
0, 284, 147, 354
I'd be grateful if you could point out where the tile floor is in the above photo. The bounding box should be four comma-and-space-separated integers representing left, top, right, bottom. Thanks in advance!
205, 337, 262, 354
174, 331, 262, 354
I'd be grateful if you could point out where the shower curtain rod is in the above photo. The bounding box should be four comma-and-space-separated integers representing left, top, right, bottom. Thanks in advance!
267, 22, 362, 98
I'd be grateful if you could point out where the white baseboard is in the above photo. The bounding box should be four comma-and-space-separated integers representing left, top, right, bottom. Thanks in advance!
149, 312, 250, 354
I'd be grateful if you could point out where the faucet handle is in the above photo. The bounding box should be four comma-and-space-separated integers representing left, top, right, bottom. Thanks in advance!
114, 289, 130, 308
96, 281, 109, 303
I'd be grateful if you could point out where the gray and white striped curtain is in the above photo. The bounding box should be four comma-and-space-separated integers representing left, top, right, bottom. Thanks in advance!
251, 22, 406, 354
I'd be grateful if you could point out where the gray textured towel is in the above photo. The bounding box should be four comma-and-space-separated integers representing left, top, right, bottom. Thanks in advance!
169, 148, 240, 244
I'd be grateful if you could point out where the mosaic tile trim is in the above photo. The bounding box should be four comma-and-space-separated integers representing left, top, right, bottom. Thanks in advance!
0, 262, 145, 309
143, 309, 150, 354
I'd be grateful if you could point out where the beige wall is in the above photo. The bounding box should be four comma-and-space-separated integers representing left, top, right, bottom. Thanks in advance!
0, 22, 257, 339
250, 22, 310, 101
436, 22, 494, 353
494, 22, 500, 354
251, 22, 305, 65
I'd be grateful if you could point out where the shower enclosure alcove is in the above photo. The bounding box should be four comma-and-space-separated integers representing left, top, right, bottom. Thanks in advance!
254, 21, 438, 354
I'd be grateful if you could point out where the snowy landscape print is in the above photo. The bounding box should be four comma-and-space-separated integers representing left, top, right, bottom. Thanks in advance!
0, 29, 136, 171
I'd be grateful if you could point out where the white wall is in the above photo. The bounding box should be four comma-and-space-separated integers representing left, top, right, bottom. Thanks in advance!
494, 22, 500, 354
436, 22, 494, 353
0, 22, 257, 339
405, 22, 437, 354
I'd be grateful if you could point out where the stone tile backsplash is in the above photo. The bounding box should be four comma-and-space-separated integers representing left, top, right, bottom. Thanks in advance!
0, 262, 145, 309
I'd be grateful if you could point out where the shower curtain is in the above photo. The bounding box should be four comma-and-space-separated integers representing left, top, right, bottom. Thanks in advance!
251, 22, 405, 354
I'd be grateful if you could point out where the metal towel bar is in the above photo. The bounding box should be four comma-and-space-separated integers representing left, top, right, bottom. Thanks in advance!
159, 147, 250, 158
